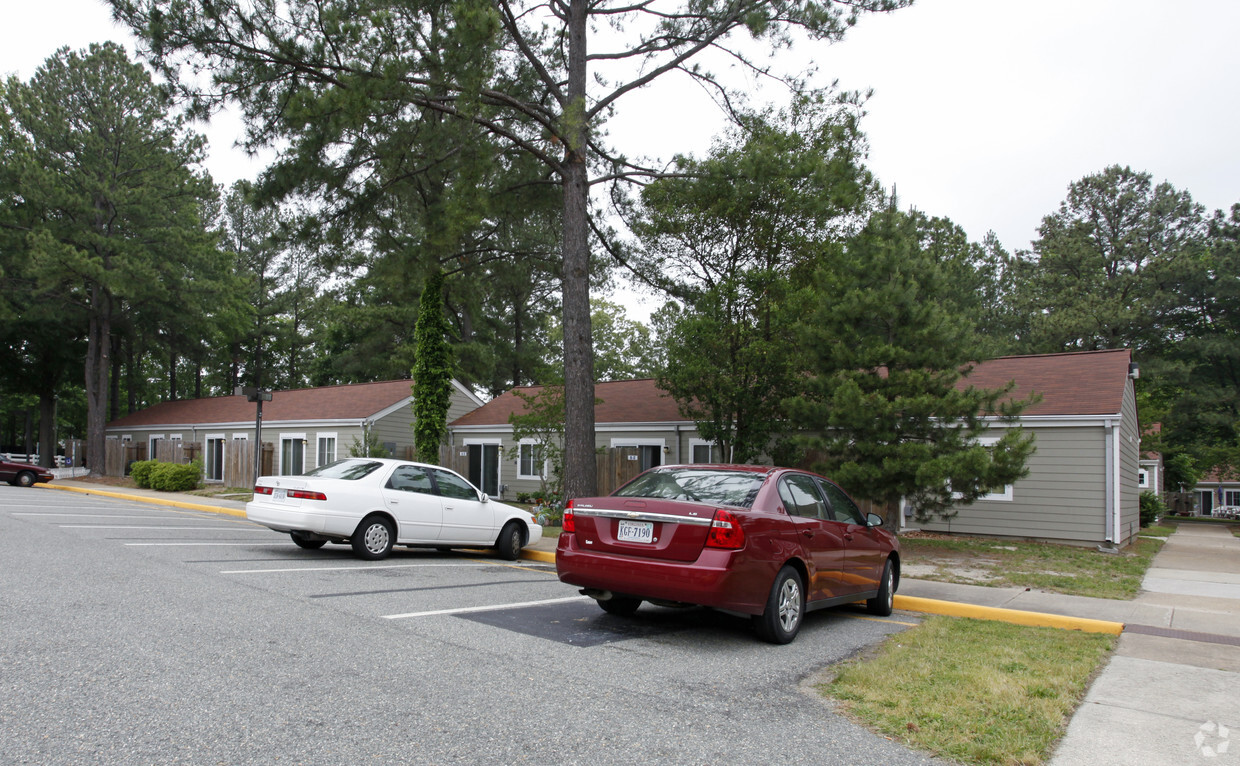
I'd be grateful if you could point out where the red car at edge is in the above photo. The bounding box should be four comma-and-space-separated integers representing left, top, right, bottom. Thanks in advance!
555, 464, 900, 644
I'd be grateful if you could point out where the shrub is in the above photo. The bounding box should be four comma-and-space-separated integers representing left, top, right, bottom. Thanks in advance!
129, 459, 160, 488
148, 460, 203, 492
1139, 491, 1166, 527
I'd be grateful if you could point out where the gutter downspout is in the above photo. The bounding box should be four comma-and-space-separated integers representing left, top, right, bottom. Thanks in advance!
1112, 420, 1123, 545
1100, 418, 1119, 552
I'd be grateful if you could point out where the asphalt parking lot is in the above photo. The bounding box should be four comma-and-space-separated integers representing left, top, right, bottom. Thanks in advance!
1, 484, 946, 765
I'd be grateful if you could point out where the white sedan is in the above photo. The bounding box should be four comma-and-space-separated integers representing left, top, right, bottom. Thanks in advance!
246, 458, 543, 560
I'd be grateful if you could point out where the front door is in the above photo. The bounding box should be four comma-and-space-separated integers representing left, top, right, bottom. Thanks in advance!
468, 443, 500, 497
379, 464, 443, 542
777, 473, 848, 601
820, 480, 887, 594
431, 468, 495, 544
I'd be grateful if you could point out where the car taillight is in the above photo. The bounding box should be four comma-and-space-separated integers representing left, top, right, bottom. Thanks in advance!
288, 489, 327, 501
706, 509, 745, 549
253, 486, 273, 495
562, 499, 575, 533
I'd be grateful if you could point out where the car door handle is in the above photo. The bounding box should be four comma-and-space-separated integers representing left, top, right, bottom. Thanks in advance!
801, 529, 813, 538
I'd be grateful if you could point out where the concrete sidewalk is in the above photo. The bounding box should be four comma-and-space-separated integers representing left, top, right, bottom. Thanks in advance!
37, 478, 1240, 763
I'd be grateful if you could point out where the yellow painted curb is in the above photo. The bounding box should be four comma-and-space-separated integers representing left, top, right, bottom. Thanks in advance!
35, 482, 248, 518
521, 549, 556, 565
894, 594, 1124, 635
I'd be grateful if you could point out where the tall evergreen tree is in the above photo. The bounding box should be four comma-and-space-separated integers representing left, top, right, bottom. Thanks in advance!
0, 44, 218, 474
786, 207, 1035, 523
111, 0, 911, 497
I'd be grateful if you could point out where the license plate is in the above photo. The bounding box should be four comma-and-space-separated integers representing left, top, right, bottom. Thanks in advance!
273, 488, 287, 501
617, 520, 653, 543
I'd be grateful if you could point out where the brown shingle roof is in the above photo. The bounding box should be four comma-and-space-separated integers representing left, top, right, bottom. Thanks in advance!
106, 379, 417, 428
450, 379, 684, 427
450, 349, 1135, 427
961, 349, 1132, 416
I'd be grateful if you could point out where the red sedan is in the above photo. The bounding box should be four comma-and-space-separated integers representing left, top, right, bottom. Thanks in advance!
556, 465, 900, 644
0, 459, 55, 487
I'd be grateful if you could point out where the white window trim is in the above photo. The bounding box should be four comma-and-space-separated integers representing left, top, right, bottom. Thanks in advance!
204, 433, 227, 482
279, 433, 308, 475
463, 438, 504, 496
516, 439, 547, 480
975, 435, 1014, 502
316, 432, 338, 467
689, 439, 717, 464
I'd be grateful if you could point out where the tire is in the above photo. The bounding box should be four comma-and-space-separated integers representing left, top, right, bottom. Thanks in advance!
753, 566, 804, 644
494, 521, 524, 561
351, 516, 395, 560
867, 559, 895, 617
290, 531, 327, 550
15, 471, 36, 488
597, 596, 642, 616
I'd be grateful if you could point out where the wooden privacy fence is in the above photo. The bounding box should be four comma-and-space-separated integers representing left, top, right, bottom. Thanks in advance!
596, 446, 642, 496
222, 441, 274, 487
103, 438, 272, 487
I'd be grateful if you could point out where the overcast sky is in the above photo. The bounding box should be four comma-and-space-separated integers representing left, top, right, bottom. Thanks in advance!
5, 0, 1238, 262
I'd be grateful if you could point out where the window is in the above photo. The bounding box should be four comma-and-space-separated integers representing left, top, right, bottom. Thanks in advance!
317, 435, 337, 468
518, 443, 545, 480
1137, 469, 1149, 489
820, 480, 866, 525
385, 465, 435, 494
431, 468, 480, 500
1225, 490, 1240, 506
778, 474, 828, 520
280, 435, 306, 476
205, 435, 225, 482
973, 435, 1015, 502
690, 440, 716, 464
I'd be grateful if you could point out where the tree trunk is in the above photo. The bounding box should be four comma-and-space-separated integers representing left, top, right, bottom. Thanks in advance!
84, 289, 112, 477
559, 0, 597, 499
38, 393, 56, 469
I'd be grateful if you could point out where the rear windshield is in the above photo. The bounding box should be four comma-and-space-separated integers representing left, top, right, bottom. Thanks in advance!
303, 460, 384, 481
613, 468, 765, 508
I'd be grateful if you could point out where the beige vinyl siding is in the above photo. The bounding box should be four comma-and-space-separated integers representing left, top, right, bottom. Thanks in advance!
922, 426, 1110, 544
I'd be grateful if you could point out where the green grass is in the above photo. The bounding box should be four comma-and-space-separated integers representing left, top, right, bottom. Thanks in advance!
900, 535, 1164, 599
542, 525, 562, 538
824, 616, 1116, 765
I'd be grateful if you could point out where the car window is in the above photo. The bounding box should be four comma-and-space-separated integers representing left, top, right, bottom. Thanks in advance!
430, 469, 481, 501
820, 480, 865, 524
386, 465, 435, 494
304, 459, 384, 480
613, 468, 764, 508
779, 474, 829, 520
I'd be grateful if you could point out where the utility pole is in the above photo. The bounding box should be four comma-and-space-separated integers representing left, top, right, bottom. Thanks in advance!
239, 387, 272, 484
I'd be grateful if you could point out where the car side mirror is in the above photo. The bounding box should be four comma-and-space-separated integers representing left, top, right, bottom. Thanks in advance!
866, 513, 884, 527
480, 493, 489, 504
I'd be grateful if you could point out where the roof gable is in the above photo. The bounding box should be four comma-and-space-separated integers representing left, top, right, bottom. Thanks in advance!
106, 380, 422, 429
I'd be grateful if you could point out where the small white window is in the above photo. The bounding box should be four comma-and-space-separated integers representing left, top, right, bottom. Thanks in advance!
1137, 469, 1150, 489
317, 434, 338, 467
517, 442, 546, 480
690, 440, 716, 464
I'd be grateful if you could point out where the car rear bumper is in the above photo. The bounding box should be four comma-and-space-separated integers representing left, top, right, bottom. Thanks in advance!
555, 534, 772, 615
245, 500, 328, 534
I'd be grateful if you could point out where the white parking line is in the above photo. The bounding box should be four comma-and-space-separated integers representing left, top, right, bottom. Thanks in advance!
16, 513, 208, 519
221, 562, 500, 575
382, 595, 591, 620
59, 525, 267, 531
126, 543, 267, 547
